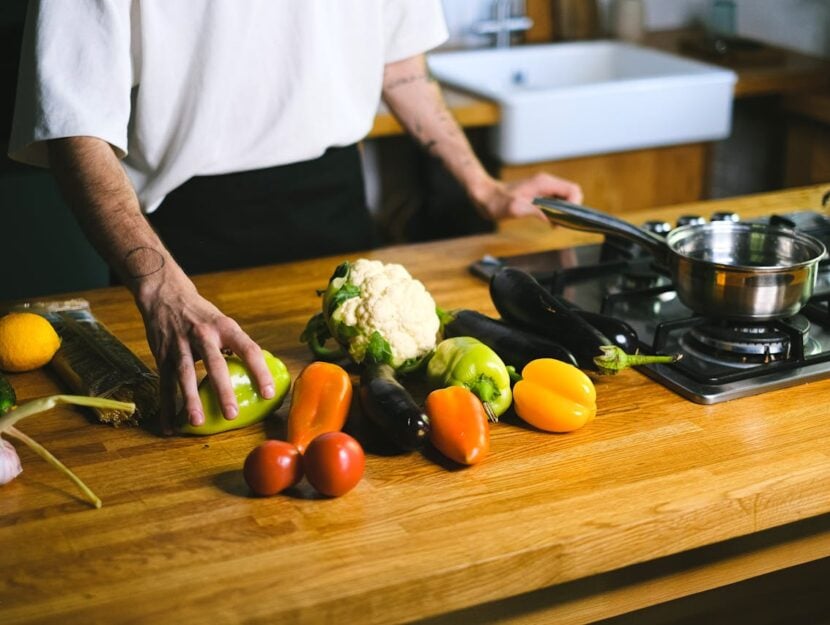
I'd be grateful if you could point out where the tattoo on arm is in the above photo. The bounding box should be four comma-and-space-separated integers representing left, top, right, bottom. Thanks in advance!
124, 246, 165, 279
384, 73, 431, 91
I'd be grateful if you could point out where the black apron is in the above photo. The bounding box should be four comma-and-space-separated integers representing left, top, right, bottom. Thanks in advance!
147, 144, 377, 275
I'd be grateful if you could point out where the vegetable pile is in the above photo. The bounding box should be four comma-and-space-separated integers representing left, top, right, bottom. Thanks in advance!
293, 259, 681, 471
243, 430, 365, 499
3, 257, 683, 507
242, 361, 365, 499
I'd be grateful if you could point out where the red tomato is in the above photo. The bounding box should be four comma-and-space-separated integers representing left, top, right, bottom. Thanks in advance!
243, 440, 303, 496
303, 432, 365, 497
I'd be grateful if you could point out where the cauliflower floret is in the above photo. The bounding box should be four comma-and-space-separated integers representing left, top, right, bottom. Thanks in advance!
326, 259, 439, 369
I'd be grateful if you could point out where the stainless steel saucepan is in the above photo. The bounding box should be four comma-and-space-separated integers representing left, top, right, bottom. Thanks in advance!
533, 197, 827, 320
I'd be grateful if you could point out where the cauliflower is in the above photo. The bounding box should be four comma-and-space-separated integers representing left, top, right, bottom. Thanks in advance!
301, 259, 440, 371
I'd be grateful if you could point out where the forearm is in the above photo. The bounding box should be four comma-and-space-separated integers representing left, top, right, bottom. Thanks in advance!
382, 55, 583, 220
47, 137, 191, 303
47, 136, 274, 430
381, 54, 496, 207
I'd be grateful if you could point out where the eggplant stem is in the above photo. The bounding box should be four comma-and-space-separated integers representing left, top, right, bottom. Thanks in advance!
593, 345, 681, 375
4, 426, 102, 509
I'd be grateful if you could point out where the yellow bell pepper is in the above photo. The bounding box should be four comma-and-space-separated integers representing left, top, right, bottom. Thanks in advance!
512, 358, 596, 433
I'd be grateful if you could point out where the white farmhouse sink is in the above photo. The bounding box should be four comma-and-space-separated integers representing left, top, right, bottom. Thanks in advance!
427, 41, 737, 164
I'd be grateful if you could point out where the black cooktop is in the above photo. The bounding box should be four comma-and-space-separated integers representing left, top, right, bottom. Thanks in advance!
472, 210, 830, 403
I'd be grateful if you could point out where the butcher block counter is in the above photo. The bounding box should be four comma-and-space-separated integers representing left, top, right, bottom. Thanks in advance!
3, 185, 830, 625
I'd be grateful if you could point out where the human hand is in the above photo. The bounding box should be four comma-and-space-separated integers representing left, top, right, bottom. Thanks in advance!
136, 276, 275, 435
474, 173, 583, 221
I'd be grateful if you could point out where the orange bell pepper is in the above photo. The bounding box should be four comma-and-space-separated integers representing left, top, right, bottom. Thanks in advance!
424, 385, 489, 465
287, 361, 353, 453
512, 358, 596, 433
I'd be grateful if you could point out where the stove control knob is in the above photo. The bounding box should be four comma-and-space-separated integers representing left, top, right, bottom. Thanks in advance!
676, 215, 706, 228
711, 211, 740, 222
642, 220, 672, 237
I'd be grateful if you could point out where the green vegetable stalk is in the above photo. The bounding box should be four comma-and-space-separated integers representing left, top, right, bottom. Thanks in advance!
426, 337, 512, 422
1, 392, 136, 508
593, 345, 681, 374
177, 350, 290, 436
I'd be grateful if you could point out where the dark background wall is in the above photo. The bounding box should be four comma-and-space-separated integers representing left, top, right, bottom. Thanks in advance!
1, 0, 110, 302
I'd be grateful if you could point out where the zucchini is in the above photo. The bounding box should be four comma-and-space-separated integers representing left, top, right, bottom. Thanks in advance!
0, 374, 15, 415
358, 364, 429, 451
440, 309, 577, 370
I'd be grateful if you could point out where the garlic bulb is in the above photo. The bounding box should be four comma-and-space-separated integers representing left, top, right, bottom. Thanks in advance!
0, 438, 22, 485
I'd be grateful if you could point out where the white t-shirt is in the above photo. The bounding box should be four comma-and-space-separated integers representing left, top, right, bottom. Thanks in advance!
9, 0, 448, 213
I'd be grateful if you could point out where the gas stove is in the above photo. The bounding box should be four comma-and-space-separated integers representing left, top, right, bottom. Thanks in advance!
472, 210, 830, 404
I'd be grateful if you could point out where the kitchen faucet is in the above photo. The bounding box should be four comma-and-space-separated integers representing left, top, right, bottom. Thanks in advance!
472, 0, 534, 48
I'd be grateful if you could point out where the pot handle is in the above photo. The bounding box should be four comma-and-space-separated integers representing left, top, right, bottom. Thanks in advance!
533, 197, 670, 263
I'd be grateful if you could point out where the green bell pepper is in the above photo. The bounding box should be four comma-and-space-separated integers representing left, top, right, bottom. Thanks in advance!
426, 337, 512, 421
177, 350, 290, 436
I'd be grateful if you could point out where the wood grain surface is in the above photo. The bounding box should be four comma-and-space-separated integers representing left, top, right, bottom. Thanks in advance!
499, 143, 709, 214
2, 186, 830, 625
643, 28, 830, 99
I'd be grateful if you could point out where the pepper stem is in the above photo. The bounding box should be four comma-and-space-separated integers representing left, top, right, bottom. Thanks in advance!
300, 313, 346, 361
593, 345, 681, 375
469, 375, 497, 404
468, 375, 501, 423
482, 402, 499, 424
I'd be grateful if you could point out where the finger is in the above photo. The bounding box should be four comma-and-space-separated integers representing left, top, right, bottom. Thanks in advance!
201, 343, 238, 420
175, 341, 205, 427
533, 174, 583, 204
533, 207, 550, 222
504, 195, 548, 221
226, 331, 275, 400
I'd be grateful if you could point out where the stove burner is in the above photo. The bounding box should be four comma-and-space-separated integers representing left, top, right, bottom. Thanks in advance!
681, 316, 811, 365
473, 210, 830, 404
621, 265, 661, 290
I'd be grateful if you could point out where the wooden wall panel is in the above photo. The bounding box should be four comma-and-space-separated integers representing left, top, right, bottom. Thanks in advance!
525, 0, 555, 43
498, 143, 710, 214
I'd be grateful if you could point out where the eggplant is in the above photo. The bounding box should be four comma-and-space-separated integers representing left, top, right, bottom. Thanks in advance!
358, 364, 430, 451
570, 310, 639, 354
441, 309, 577, 370
489, 267, 677, 374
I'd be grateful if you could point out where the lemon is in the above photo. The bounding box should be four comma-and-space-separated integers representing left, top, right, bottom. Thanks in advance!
0, 312, 62, 372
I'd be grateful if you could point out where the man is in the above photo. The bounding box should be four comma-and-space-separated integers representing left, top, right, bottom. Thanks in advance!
10, 1, 582, 433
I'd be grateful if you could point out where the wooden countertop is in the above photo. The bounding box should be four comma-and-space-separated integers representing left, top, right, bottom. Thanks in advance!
2, 185, 830, 624
644, 28, 830, 98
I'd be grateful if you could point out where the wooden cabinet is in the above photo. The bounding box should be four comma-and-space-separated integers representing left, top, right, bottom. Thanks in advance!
499, 143, 711, 214
784, 92, 830, 187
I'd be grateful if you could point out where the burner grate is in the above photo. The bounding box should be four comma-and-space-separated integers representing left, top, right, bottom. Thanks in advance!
471, 210, 830, 404
651, 316, 830, 385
